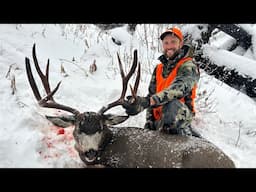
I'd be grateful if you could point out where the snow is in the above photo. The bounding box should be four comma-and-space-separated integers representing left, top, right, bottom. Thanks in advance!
203, 44, 256, 78
193, 72, 256, 167
1, 24, 256, 168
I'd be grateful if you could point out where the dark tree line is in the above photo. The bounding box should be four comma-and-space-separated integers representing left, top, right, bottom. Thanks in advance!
95, 24, 137, 34
195, 53, 256, 97
194, 24, 256, 98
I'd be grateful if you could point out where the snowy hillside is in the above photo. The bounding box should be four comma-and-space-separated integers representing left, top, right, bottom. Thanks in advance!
0, 24, 256, 168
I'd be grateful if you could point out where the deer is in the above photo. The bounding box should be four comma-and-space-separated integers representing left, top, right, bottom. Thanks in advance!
25, 44, 235, 168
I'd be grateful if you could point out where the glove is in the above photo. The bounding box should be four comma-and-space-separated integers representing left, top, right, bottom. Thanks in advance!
144, 120, 156, 130
123, 95, 150, 116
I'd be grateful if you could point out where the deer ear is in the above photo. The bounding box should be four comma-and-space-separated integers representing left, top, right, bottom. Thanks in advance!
46, 115, 76, 128
103, 114, 129, 125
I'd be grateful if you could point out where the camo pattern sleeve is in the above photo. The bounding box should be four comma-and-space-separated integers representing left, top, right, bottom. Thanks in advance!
151, 60, 200, 106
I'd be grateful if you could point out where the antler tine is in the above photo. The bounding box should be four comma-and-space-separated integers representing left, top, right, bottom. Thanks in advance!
126, 50, 138, 81
129, 62, 141, 100
98, 50, 139, 114
32, 44, 53, 101
117, 52, 125, 80
25, 44, 80, 116
134, 61, 141, 94
38, 81, 61, 106
25, 57, 42, 101
119, 50, 138, 100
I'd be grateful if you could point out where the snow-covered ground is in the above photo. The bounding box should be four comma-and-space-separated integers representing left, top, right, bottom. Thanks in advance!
0, 24, 256, 168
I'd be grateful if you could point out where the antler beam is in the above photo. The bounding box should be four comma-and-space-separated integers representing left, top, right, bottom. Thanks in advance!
25, 44, 80, 116
98, 50, 141, 114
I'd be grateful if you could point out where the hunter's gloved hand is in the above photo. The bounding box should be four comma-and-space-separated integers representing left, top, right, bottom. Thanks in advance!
123, 95, 150, 116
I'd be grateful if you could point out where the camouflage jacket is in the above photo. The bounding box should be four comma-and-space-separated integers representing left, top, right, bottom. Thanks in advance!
146, 42, 200, 122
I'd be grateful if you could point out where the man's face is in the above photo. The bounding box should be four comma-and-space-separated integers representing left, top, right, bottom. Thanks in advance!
162, 34, 183, 59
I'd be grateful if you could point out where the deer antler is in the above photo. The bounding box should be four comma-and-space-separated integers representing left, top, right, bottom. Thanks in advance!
25, 44, 80, 116
98, 50, 141, 114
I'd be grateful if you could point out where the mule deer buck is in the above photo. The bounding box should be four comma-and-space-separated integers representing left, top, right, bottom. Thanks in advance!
25, 44, 235, 168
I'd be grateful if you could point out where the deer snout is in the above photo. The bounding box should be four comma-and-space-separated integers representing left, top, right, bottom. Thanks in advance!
84, 149, 98, 163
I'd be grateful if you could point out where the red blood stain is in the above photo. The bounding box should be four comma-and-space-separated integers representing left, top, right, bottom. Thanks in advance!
47, 142, 53, 148
68, 147, 77, 157
57, 128, 65, 135
43, 155, 52, 159
55, 153, 59, 158
64, 134, 74, 141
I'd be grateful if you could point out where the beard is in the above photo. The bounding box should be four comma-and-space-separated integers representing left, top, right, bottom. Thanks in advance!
164, 49, 180, 60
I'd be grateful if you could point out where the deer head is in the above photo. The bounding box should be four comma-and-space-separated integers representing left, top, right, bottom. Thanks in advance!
25, 44, 141, 164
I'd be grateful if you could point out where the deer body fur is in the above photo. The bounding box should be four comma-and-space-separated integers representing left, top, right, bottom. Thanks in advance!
80, 127, 235, 168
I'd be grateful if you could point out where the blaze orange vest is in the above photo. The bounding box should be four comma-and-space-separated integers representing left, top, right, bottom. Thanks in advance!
152, 57, 197, 121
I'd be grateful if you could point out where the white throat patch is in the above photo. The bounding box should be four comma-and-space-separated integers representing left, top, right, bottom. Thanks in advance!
76, 132, 103, 152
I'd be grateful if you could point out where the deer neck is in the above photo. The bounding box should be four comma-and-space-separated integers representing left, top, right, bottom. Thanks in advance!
96, 127, 113, 163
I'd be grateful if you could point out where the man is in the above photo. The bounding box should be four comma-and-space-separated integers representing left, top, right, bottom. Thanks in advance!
123, 26, 201, 137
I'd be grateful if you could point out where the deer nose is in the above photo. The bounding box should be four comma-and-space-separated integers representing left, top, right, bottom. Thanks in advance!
85, 149, 98, 160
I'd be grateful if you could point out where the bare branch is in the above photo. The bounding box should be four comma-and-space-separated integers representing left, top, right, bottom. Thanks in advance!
11, 75, 16, 95
5, 63, 16, 79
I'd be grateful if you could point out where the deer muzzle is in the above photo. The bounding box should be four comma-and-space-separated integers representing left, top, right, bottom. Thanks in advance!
84, 149, 98, 163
